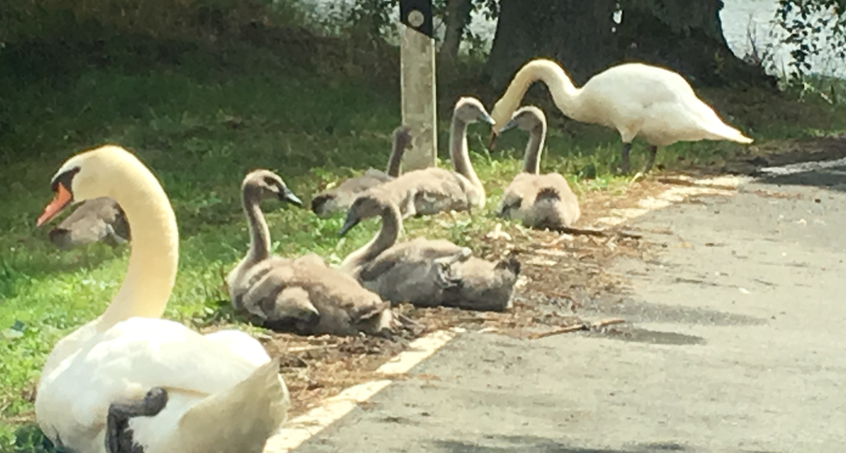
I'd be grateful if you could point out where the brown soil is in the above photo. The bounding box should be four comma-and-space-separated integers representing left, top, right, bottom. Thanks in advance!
250, 178, 666, 418
218, 134, 846, 419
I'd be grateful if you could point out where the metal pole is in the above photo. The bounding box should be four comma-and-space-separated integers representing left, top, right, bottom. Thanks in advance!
399, 0, 437, 171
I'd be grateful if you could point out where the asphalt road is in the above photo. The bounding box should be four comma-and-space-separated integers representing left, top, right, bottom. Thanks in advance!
293, 160, 846, 453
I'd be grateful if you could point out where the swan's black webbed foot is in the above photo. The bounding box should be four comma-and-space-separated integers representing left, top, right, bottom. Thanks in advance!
617, 142, 632, 175
643, 145, 658, 173
105, 387, 168, 453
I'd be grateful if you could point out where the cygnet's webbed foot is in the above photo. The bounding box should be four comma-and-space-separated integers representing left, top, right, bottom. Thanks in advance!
433, 247, 472, 289
434, 262, 463, 290
105, 387, 168, 453
101, 224, 128, 248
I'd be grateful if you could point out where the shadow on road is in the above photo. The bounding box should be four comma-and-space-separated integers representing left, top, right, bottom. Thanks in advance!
754, 159, 846, 192
578, 295, 767, 327
433, 436, 780, 453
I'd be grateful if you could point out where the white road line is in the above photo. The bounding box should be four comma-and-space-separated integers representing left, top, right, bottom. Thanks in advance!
262, 172, 765, 452
263, 329, 457, 453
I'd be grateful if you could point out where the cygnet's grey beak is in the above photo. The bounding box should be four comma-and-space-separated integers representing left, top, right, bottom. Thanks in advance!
280, 187, 303, 207
499, 118, 518, 133
338, 212, 360, 237
478, 112, 496, 126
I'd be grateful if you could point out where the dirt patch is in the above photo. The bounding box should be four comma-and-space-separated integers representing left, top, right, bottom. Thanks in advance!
576, 178, 677, 227
242, 179, 673, 418
238, 132, 846, 421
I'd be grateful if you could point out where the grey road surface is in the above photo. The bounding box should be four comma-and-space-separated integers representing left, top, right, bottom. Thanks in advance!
294, 162, 846, 453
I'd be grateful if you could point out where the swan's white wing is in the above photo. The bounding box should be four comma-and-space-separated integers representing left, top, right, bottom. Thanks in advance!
39, 317, 263, 438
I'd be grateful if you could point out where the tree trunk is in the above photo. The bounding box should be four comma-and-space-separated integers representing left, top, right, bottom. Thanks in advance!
483, 0, 618, 91
440, 0, 473, 71
483, 0, 775, 91
615, 0, 775, 87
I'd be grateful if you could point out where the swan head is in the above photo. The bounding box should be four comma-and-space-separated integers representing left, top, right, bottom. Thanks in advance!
500, 105, 546, 134
487, 95, 520, 151
36, 145, 138, 228
454, 97, 495, 127
488, 58, 563, 149
338, 194, 383, 237
392, 125, 412, 147
242, 169, 303, 207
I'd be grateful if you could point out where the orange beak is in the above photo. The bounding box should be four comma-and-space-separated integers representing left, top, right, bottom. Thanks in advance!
36, 183, 73, 227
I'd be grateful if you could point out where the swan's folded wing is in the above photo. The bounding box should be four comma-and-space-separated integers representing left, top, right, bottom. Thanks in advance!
50, 317, 264, 431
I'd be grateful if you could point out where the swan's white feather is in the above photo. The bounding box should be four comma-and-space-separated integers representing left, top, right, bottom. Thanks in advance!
36, 317, 267, 452
492, 60, 753, 149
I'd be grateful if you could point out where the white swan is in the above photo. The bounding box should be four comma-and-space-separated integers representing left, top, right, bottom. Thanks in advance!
33, 145, 289, 453
488, 58, 754, 174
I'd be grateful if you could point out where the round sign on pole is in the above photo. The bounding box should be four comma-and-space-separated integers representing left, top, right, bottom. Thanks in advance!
399, 0, 433, 38
408, 10, 425, 28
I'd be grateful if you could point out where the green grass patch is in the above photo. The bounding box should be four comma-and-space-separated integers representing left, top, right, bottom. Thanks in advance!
1, 36, 846, 451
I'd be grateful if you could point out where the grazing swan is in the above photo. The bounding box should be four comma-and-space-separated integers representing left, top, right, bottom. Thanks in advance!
34, 145, 289, 453
228, 169, 394, 337
339, 192, 520, 312
311, 125, 412, 218
488, 58, 754, 174
48, 197, 130, 249
359, 97, 493, 218
496, 106, 581, 229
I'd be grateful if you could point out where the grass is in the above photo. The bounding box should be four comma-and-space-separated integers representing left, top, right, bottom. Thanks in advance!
1, 33, 846, 452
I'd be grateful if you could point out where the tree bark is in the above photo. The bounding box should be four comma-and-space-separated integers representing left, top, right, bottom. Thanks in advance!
440, 0, 473, 70
616, 0, 775, 87
483, 0, 618, 91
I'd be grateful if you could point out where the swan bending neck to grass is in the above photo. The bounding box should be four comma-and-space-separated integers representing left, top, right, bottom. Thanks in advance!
34, 145, 289, 453
488, 58, 753, 174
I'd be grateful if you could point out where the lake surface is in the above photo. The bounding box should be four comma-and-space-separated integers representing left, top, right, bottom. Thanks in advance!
300, 0, 845, 77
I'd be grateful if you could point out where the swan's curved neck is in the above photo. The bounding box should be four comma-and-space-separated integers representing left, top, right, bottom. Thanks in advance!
523, 122, 547, 174
501, 61, 585, 122
98, 162, 179, 330
242, 187, 271, 264
343, 203, 401, 271
450, 118, 483, 190
385, 135, 407, 177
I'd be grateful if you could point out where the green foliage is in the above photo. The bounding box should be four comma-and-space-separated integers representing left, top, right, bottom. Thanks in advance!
776, 0, 846, 77
324, 0, 497, 52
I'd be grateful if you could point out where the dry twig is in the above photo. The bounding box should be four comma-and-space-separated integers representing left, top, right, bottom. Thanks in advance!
553, 226, 642, 240
528, 317, 626, 339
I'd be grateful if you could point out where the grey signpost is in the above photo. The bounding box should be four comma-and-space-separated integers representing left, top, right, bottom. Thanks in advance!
399, 0, 437, 171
